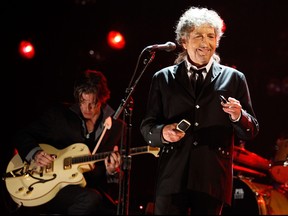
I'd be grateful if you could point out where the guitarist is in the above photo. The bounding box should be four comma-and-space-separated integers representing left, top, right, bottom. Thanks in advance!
11, 69, 126, 215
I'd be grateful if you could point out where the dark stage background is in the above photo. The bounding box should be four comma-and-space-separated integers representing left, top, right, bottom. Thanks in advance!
1, 0, 288, 214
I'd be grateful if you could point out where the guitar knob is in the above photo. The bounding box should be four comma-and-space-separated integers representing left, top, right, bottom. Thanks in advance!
27, 186, 34, 193
18, 187, 24, 192
72, 173, 78, 178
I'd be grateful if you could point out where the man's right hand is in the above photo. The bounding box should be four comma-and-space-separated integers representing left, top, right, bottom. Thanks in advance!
33, 150, 54, 167
162, 123, 185, 143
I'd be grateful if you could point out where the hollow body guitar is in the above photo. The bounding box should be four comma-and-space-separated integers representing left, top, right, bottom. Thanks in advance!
4, 143, 160, 207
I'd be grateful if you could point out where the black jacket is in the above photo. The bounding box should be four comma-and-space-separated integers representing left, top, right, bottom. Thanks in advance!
140, 61, 259, 205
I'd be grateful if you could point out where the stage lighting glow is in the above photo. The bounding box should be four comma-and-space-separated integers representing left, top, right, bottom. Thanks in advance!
19, 40, 35, 59
107, 31, 126, 50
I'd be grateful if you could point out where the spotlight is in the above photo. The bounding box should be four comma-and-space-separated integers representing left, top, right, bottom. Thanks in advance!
18, 40, 35, 59
107, 31, 126, 50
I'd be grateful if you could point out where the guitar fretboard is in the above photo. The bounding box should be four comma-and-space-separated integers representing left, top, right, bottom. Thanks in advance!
71, 146, 150, 164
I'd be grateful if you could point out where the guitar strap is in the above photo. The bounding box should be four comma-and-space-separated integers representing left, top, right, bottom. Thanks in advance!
92, 116, 112, 155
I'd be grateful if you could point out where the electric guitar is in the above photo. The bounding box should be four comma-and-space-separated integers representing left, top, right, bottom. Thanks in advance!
4, 143, 160, 207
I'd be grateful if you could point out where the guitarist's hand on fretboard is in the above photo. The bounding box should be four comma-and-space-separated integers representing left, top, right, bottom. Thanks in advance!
104, 145, 121, 175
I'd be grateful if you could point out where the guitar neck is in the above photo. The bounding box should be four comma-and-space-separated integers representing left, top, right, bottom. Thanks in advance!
70, 146, 158, 165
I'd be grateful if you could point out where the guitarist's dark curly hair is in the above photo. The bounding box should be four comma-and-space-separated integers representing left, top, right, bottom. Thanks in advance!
73, 69, 111, 105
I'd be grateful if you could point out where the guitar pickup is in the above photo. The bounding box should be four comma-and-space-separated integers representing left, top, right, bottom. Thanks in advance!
63, 157, 72, 170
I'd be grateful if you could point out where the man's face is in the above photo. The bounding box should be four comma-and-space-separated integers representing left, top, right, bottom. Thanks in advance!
79, 93, 100, 120
183, 24, 217, 67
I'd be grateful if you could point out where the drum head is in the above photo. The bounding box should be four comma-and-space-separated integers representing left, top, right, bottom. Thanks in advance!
222, 176, 288, 215
222, 177, 262, 215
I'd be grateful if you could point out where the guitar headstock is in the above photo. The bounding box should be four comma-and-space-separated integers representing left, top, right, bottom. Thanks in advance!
147, 146, 160, 157
129, 146, 160, 158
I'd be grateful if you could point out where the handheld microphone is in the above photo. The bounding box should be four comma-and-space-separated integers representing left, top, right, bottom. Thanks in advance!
145, 41, 176, 52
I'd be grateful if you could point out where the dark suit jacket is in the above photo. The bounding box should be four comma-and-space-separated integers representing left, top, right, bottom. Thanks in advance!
140, 61, 259, 205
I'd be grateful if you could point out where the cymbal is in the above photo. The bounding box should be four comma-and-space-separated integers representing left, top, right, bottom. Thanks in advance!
233, 146, 270, 171
233, 164, 267, 178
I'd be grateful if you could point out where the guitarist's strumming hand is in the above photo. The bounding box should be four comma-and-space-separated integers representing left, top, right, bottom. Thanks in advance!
33, 150, 55, 167
104, 145, 121, 175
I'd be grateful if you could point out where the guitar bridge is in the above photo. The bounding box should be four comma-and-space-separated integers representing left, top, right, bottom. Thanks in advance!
45, 161, 54, 173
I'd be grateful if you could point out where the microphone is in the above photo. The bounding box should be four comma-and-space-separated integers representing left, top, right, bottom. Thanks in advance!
145, 41, 176, 52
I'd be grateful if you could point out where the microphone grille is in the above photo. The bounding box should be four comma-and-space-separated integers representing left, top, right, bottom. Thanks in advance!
166, 42, 176, 52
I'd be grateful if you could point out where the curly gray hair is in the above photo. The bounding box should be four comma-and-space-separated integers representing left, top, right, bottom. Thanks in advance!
174, 7, 224, 64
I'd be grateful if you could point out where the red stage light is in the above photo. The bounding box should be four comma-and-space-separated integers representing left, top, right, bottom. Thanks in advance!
107, 31, 126, 50
19, 40, 35, 59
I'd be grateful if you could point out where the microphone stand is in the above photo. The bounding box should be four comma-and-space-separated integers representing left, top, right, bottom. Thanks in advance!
114, 48, 156, 215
